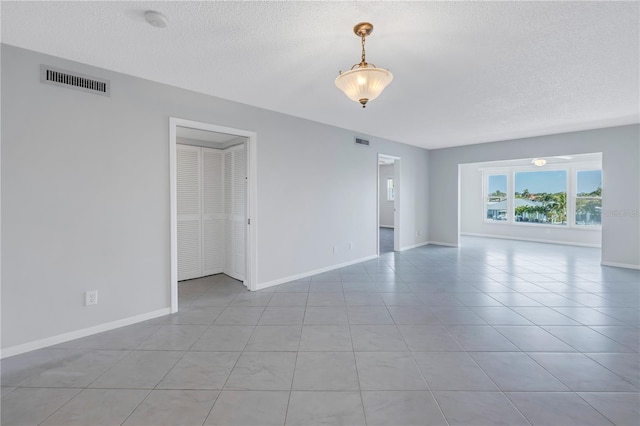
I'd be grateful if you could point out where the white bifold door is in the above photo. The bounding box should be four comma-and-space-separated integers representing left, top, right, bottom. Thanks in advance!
224, 146, 246, 280
177, 144, 246, 283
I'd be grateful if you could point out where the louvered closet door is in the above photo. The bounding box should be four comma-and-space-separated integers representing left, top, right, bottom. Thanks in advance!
232, 145, 246, 280
223, 145, 246, 281
177, 145, 202, 281
202, 148, 224, 276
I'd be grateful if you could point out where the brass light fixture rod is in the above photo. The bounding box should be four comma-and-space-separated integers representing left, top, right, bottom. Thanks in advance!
354, 22, 373, 68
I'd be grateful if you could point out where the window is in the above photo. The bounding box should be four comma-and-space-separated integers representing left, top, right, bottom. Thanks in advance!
576, 170, 602, 226
486, 174, 507, 221
514, 170, 567, 225
482, 163, 601, 228
386, 177, 395, 201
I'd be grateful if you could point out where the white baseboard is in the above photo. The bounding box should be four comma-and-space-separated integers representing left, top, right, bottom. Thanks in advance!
255, 255, 379, 291
427, 241, 459, 248
379, 225, 394, 229
600, 261, 640, 270
399, 241, 429, 251
460, 233, 601, 248
0, 307, 171, 359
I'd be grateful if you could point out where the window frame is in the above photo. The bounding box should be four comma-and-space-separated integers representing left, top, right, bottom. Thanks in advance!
574, 168, 603, 228
481, 162, 602, 230
484, 173, 510, 223
513, 168, 568, 227
386, 177, 395, 201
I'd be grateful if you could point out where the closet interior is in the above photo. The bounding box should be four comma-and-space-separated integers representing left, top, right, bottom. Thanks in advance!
176, 127, 247, 284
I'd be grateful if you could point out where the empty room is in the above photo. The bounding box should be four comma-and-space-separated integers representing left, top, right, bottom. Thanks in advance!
1, 2, 638, 425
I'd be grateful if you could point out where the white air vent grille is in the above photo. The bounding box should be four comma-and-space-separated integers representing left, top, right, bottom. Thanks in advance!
40, 65, 110, 96
355, 137, 370, 146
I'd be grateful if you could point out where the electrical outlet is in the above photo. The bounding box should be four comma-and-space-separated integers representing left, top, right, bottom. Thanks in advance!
417, 229, 422, 236
85, 290, 98, 306
333, 245, 338, 254
349, 242, 353, 251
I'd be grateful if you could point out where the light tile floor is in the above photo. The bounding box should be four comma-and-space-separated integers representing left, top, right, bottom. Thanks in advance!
2, 237, 639, 425
379, 227, 394, 254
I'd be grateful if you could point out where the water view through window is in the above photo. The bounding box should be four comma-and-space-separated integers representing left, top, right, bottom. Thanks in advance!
514, 170, 567, 225
486, 174, 507, 221
576, 170, 602, 225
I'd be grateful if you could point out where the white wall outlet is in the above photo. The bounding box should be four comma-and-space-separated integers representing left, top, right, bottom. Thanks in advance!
349, 242, 353, 251
85, 290, 98, 306
333, 245, 338, 254
417, 229, 422, 236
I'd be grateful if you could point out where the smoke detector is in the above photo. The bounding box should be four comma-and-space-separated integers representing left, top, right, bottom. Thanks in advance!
145, 11, 168, 28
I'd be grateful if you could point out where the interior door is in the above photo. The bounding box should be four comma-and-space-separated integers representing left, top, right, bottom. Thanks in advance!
224, 145, 246, 281
233, 145, 246, 280
202, 148, 224, 276
177, 144, 202, 280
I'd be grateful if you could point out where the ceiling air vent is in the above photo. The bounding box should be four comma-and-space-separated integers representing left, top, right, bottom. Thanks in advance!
40, 65, 110, 97
355, 137, 370, 146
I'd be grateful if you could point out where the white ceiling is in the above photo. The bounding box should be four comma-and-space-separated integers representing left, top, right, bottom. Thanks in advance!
2, 1, 638, 149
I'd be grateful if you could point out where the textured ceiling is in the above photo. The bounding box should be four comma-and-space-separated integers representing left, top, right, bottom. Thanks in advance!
2, 1, 638, 149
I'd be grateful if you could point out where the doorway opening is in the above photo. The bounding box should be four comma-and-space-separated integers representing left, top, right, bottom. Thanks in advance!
170, 118, 258, 313
378, 154, 400, 254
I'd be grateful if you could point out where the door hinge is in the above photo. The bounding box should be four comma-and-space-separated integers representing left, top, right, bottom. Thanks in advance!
248, 218, 251, 225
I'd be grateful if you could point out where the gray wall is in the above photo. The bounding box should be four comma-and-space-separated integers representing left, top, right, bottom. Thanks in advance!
378, 164, 394, 228
429, 124, 640, 267
1, 45, 429, 351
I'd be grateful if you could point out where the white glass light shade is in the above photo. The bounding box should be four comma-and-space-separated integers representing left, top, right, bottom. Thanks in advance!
335, 66, 393, 107
533, 158, 547, 167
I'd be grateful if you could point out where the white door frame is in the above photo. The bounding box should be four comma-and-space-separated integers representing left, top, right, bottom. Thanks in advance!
377, 154, 401, 254
169, 117, 258, 312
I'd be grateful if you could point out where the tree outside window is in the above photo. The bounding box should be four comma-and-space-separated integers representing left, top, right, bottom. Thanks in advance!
576, 170, 602, 226
486, 174, 507, 221
514, 170, 567, 225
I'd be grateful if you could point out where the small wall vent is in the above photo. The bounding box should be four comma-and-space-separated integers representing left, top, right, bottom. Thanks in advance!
40, 65, 110, 97
355, 137, 370, 146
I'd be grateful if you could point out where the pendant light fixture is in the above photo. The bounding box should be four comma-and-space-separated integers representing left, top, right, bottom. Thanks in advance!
335, 22, 393, 108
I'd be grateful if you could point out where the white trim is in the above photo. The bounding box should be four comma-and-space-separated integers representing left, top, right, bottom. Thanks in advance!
398, 241, 429, 251
393, 159, 401, 251
600, 261, 640, 270
0, 308, 171, 359
170, 118, 259, 307
169, 121, 178, 311
255, 255, 378, 291
460, 232, 602, 248
247, 130, 258, 290
484, 221, 601, 231
427, 241, 459, 248
376, 159, 380, 255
